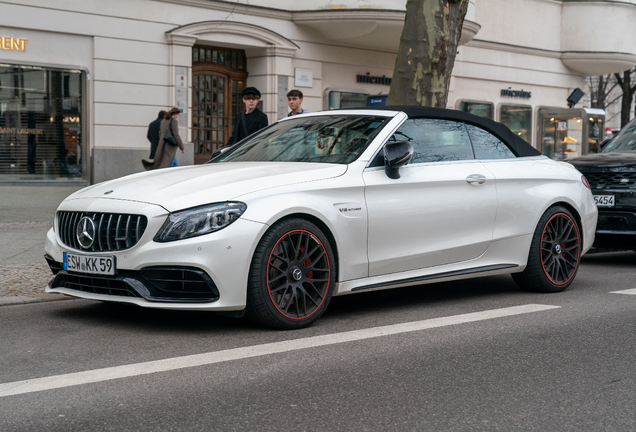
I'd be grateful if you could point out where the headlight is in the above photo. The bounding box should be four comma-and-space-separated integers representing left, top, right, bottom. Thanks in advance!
154, 202, 247, 242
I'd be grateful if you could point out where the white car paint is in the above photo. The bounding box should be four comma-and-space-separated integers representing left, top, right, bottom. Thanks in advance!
45, 109, 598, 312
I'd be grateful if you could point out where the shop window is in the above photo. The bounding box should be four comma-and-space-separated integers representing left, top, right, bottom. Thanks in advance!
0, 64, 83, 179
388, 119, 474, 164
328, 91, 369, 110
458, 101, 494, 119
499, 105, 532, 143
542, 117, 583, 160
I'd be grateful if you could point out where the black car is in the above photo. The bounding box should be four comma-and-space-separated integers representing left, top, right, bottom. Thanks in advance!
569, 117, 636, 250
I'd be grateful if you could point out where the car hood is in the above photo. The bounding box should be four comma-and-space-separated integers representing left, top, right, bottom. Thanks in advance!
568, 152, 636, 170
67, 162, 347, 211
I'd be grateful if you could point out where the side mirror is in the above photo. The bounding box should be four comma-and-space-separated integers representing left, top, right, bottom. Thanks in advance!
384, 141, 413, 179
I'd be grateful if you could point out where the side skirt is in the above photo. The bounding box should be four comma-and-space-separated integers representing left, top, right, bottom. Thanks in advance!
350, 264, 519, 293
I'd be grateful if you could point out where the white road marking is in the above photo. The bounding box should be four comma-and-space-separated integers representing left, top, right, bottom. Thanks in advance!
610, 288, 636, 295
0, 304, 559, 398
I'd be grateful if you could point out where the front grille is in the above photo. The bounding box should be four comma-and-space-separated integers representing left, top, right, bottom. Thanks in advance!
597, 211, 636, 233
585, 172, 636, 189
57, 211, 148, 252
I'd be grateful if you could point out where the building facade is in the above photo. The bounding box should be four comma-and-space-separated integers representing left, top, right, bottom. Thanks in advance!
1, 0, 635, 184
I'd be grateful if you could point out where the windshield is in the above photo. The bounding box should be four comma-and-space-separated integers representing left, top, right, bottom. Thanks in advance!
603, 118, 636, 153
217, 114, 391, 164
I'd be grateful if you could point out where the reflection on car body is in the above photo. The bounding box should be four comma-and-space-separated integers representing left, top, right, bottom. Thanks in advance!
45, 107, 597, 329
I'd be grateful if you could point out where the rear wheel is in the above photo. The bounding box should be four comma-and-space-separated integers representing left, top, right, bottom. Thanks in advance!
246, 218, 336, 329
513, 206, 581, 293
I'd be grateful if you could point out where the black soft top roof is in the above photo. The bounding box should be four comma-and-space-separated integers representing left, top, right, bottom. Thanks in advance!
362, 105, 541, 157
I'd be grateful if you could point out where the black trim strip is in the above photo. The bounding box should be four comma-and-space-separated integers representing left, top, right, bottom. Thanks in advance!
351, 264, 519, 292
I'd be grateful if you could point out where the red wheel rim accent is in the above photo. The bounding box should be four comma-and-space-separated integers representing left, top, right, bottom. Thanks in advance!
539, 213, 580, 286
266, 229, 331, 320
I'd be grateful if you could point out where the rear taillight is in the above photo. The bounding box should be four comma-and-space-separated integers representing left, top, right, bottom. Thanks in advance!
581, 175, 591, 189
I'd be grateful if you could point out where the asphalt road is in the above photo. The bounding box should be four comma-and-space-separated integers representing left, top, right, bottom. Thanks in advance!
1, 251, 635, 431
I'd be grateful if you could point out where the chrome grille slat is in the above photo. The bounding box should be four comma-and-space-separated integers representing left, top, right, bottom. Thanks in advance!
124, 215, 132, 249
97, 214, 105, 251
135, 216, 141, 243
115, 215, 123, 249
64, 212, 72, 248
90, 213, 98, 252
57, 211, 147, 252
71, 212, 81, 250
59, 212, 67, 246
106, 215, 113, 251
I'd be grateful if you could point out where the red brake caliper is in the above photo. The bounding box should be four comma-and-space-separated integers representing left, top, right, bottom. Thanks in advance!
299, 245, 313, 279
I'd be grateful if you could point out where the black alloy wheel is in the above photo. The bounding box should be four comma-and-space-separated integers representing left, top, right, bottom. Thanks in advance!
513, 206, 581, 293
246, 218, 336, 329
540, 212, 580, 285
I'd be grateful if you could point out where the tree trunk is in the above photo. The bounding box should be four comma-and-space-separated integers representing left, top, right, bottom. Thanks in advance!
387, 0, 469, 108
615, 68, 636, 128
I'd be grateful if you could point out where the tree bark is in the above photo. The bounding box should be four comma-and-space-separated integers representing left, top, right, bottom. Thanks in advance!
615, 68, 636, 128
387, 0, 469, 108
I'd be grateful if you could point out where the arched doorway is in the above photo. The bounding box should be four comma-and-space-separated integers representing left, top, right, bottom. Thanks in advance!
192, 46, 247, 164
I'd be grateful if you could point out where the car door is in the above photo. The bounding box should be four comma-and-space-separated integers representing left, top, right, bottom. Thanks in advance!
363, 118, 498, 277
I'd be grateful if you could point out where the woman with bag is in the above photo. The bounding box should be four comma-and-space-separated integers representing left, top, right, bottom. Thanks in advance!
142, 107, 184, 170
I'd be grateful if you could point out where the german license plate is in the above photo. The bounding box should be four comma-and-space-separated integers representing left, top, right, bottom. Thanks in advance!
63, 252, 116, 276
593, 195, 615, 207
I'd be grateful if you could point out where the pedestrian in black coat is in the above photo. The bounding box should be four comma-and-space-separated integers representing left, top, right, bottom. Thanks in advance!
147, 110, 166, 159
226, 87, 268, 146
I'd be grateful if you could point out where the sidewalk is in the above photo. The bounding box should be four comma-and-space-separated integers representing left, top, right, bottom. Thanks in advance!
0, 186, 82, 306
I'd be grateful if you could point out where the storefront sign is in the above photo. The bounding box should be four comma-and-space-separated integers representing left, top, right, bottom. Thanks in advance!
0, 127, 44, 135
501, 87, 531, 98
0, 37, 28, 51
357, 73, 392, 85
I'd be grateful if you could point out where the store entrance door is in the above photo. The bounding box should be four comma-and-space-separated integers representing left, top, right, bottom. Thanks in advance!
192, 70, 228, 165
192, 46, 247, 165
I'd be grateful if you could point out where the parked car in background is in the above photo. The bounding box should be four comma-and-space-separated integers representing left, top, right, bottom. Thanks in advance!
569, 116, 636, 250
45, 107, 597, 329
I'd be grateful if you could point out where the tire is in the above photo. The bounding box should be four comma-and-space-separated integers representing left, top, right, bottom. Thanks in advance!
513, 206, 581, 293
246, 218, 336, 329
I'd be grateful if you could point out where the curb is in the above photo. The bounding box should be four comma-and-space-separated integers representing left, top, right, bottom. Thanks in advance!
0, 293, 72, 306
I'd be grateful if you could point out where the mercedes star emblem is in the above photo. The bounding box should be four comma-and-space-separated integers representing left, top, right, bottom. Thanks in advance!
291, 267, 303, 281
76, 216, 96, 249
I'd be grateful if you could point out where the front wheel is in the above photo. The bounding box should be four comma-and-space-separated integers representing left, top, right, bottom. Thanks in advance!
513, 206, 581, 293
246, 218, 336, 329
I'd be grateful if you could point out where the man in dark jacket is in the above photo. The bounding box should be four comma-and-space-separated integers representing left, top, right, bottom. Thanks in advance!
147, 110, 166, 159
226, 87, 268, 146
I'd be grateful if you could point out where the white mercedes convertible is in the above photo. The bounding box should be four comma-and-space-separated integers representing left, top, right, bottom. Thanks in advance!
45, 107, 598, 329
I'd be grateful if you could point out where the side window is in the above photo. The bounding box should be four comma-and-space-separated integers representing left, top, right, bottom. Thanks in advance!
389, 119, 474, 164
465, 124, 516, 159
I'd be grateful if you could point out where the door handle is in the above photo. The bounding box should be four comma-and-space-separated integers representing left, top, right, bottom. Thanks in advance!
466, 174, 487, 185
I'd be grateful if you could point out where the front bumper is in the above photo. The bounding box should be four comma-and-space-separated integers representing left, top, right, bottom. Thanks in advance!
44, 198, 268, 310
46, 258, 220, 303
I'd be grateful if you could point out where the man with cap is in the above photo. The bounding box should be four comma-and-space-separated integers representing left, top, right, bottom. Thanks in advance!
226, 86, 268, 146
